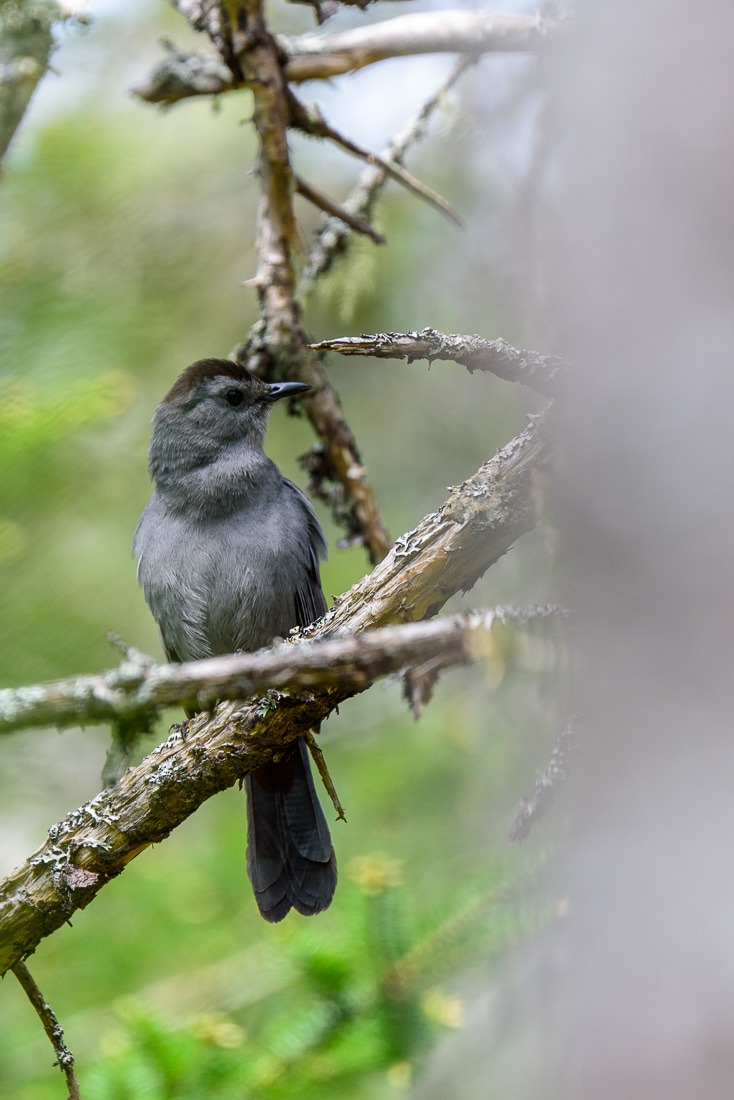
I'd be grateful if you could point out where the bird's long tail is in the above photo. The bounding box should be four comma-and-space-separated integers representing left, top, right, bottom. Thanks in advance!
245, 737, 337, 922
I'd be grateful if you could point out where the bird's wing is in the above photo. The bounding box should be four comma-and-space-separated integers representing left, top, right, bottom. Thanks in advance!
282, 478, 328, 629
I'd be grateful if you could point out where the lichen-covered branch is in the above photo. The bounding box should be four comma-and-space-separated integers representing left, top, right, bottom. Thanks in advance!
311, 329, 566, 395
134, 10, 558, 105
320, 414, 546, 632
0, 415, 547, 973
0, 605, 561, 736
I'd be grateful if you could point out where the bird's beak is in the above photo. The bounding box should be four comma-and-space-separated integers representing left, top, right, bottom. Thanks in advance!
262, 381, 311, 402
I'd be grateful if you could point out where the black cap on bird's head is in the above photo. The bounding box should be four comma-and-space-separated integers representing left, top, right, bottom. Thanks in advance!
162, 358, 310, 408
149, 359, 310, 486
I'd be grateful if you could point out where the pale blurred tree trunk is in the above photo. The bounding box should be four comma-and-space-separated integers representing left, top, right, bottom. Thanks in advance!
424, 2, 734, 1096
549, 3, 734, 1095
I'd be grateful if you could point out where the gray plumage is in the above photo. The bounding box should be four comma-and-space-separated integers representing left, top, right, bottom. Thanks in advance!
134, 359, 337, 921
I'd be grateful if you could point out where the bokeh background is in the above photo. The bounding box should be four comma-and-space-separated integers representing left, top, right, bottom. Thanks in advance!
0, 2, 558, 1096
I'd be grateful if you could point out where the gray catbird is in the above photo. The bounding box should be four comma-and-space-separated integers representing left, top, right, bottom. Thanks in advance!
134, 358, 337, 921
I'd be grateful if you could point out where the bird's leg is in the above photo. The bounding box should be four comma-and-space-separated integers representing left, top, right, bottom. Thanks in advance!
305, 730, 347, 822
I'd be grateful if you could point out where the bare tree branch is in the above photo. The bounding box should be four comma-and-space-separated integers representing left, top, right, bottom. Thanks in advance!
287, 92, 463, 227
302, 56, 472, 288
282, 9, 556, 82
133, 11, 558, 105
310, 329, 565, 395
294, 173, 387, 244
0, 415, 547, 974
509, 718, 578, 842
11, 960, 81, 1100
0, 605, 562, 736
1, 0, 57, 164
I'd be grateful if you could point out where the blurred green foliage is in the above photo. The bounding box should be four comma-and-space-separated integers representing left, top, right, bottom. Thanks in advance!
73, 853, 544, 1100
0, 3, 558, 1096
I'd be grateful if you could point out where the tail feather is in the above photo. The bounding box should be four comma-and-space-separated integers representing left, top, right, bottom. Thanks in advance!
245, 738, 337, 922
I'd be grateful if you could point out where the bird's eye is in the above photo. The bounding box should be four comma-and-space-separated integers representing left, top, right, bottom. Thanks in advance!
224, 388, 244, 407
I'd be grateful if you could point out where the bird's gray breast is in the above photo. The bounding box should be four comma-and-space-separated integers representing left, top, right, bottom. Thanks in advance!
134, 482, 321, 662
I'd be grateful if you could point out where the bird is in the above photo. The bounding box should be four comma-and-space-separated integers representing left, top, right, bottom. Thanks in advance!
134, 358, 337, 921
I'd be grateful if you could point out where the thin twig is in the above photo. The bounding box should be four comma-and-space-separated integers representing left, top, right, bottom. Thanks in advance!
509, 718, 579, 843
288, 92, 463, 227
105, 631, 156, 668
303, 56, 473, 288
294, 174, 386, 244
310, 328, 566, 395
11, 960, 82, 1100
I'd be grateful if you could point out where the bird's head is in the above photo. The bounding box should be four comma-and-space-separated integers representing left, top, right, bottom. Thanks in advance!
148, 358, 309, 486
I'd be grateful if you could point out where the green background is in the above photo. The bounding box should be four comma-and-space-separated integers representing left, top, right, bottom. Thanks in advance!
0, 3, 557, 1096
